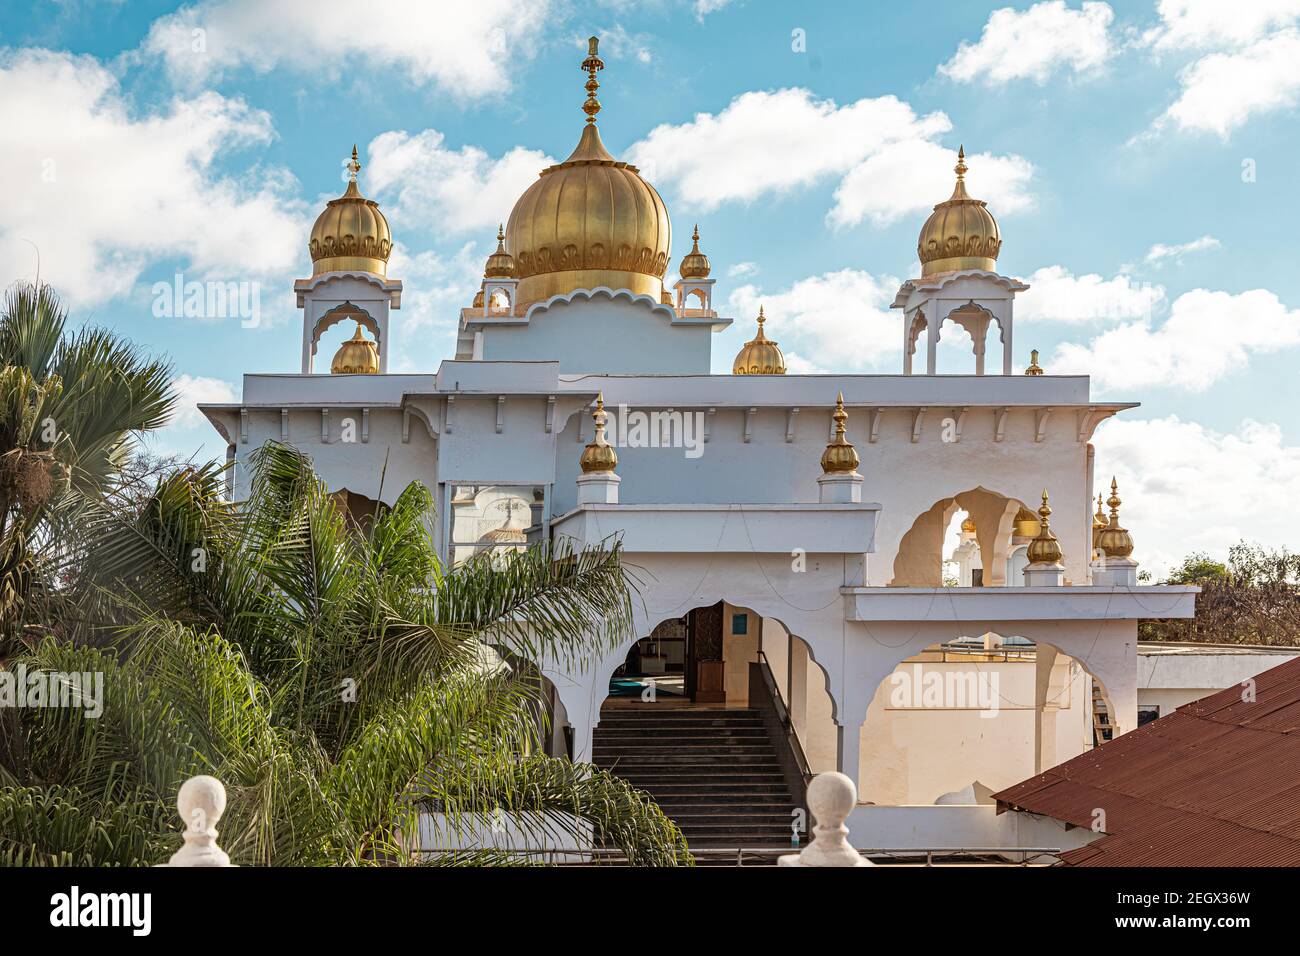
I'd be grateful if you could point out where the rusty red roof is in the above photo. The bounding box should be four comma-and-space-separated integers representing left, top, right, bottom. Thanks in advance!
993, 654, 1300, 866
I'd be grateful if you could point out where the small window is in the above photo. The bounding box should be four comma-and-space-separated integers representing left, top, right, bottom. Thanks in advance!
1137, 705, 1160, 726
731, 613, 749, 635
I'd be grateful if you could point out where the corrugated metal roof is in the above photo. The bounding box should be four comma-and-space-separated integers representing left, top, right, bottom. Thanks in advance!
992, 654, 1300, 866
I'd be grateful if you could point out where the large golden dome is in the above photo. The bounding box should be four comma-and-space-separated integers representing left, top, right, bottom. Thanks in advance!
917, 146, 1001, 277
504, 38, 671, 305
309, 146, 392, 276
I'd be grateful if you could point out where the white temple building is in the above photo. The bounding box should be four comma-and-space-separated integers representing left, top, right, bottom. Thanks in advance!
201, 38, 1199, 854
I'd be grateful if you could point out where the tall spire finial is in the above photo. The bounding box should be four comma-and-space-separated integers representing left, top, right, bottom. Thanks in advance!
580, 392, 619, 474
820, 392, 860, 474
581, 36, 605, 125
692, 224, 700, 247
1026, 489, 1064, 566
347, 144, 361, 183
955, 144, 967, 181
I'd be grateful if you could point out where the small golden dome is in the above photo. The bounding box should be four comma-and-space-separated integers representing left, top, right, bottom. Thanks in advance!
679, 225, 711, 279
484, 224, 516, 278
330, 323, 380, 374
733, 306, 787, 375
1096, 477, 1135, 558
820, 392, 860, 474
504, 38, 671, 305
310, 146, 393, 276
1013, 505, 1040, 539
1026, 490, 1064, 566
1025, 349, 1044, 376
960, 515, 977, 534
579, 393, 619, 474
917, 146, 1001, 277
472, 289, 484, 309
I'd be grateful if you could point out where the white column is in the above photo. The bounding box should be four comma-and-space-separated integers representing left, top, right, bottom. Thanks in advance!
926, 314, 939, 375
1034, 645, 1060, 774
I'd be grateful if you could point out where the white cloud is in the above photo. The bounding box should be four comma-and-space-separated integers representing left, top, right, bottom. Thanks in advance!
1139, 2, 1300, 137
726, 269, 902, 373
142, 0, 549, 98
383, 242, 484, 369
1144, 235, 1220, 265
830, 140, 1034, 228
728, 262, 758, 279
1094, 415, 1300, 576
1155, 28, 1300, 137
626, 88, 1033, 226
169, 373, 238, 429
939, 1, 1116, 85
1052, 288, 1300, 390
1017, 265, 1165, 323
365, 130, 552, 237
1144, 0, 1300, 50
581, 25, 653, 64
0, 49, 305, 309
694, 0, 735, 18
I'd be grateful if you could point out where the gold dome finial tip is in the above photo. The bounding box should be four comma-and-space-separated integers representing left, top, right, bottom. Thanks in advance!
581, 35, 605, 125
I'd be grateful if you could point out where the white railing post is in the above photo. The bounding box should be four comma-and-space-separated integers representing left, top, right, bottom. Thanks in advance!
779, 772, 873, 867
159, 775, 234, 867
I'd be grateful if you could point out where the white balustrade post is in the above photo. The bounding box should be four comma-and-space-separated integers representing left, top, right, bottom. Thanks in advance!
778, 771, 872, 867
159, 775, 234, 867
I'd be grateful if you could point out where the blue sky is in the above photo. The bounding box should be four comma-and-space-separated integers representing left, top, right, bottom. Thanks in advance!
2, 0, 1299, 572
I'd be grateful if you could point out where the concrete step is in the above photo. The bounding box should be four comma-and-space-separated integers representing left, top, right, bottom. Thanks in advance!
594, 743, 778, 756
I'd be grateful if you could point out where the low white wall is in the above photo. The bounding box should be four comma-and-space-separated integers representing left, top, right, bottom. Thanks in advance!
846, 804, 1098, 855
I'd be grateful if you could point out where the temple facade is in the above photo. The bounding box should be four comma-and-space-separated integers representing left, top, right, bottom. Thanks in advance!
202, 38, 1196, 852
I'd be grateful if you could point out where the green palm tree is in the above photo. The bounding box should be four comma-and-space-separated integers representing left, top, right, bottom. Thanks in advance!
0, 282, 175, 655
0, 441, 689, 866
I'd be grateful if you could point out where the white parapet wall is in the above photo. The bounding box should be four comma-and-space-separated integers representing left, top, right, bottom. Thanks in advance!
846, 804, 1098, 857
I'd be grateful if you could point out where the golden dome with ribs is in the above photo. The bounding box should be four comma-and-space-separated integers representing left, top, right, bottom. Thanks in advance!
309, 146, 392, 276
917, 146, 1001, 277
503, 37, 671, 305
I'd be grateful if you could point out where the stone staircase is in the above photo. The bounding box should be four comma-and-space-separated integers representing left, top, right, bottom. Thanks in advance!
592, 707, 803, 863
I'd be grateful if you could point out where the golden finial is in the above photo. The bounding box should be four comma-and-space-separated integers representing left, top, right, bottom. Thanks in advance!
1026, 489, 1064, 565
820, 392, 860, 474
680, 224, 711, 279
756, 305, 766, 335
1025, 349, 1044, 375
347, 144, 361, 182
581, 36, 605, 125
955, 145, 967, 181
1097, 477, 1135, 558
483, 222, 516, 279
580, 392, 619, 473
